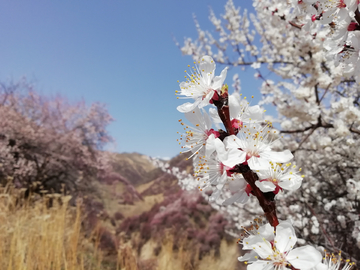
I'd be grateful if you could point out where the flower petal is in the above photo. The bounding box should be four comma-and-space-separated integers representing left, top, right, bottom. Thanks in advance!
222, 190, 249, 205
247, 105, 264, 121
247, 237, 274, 259
199, 56, 215, 85
212, 67, 228, 90
255, 180, 276, 192
221, 148, 246, 167
261, 149, 293, 163
184, 107, 204, 128
228, 175, 247, 191
177, 100, 200, 113
206, 134, 227, 161
238, 251, 258, 262
275, 220, 297, 253
287, 246, 322, 269
199, 90, 215, 108
229, 93, 241, 119
223, 135, 243, 148
248, 260, 274, 270
248, 156, 270, 170
278, 175, 303, 191
257, 223, 275, 242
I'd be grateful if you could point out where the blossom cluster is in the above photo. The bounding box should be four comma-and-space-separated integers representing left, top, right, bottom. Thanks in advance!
178, 0, 360, 265
176, 56, 303, 207
238, 219, 322, 269
289, 0, 360, 82
174, 55, 338, 269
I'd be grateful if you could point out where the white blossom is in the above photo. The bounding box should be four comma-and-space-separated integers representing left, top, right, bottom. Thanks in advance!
239, 220, 322, 270
176, 55, 227, 113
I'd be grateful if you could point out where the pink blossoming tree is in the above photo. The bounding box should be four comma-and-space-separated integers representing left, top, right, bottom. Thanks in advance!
0, 79, 137, 201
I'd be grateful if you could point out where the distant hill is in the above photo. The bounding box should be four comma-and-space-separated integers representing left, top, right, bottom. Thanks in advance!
110, 152, 165, 186
81, 152, 243, 270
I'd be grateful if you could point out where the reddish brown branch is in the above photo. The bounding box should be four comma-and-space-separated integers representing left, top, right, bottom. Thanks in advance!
214, 94, 279, 227
241, 167, 279, 227
289, 21, 303, 30
355, 8, 360, 26
212, 95, 235, 135
218, 105, 234, 135
230, 163, 279, 227
350, 127, 360, 135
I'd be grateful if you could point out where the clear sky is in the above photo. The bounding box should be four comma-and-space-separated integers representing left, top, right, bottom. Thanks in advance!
0, 0, 263, 159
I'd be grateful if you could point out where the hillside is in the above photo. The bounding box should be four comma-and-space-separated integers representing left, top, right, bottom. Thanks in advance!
82, 152, 244, 270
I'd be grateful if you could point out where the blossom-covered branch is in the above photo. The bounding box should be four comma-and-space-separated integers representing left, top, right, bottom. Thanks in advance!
178, 0, 360, 265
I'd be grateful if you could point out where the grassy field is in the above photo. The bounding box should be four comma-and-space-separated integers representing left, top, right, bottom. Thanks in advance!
0, 185, 243, 270
0, 186, 112, 270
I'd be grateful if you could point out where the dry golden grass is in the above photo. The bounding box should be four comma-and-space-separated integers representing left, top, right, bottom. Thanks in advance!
0, 185, 113, 270
138, 235, 242, 270
0, 184, 242, 270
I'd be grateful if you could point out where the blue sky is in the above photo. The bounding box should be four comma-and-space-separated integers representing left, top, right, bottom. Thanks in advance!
0, 0, 263, 159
